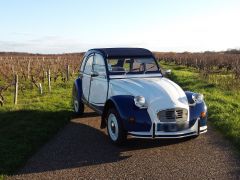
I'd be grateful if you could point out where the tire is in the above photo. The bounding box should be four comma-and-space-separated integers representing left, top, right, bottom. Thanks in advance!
72, 85, 84, 115
106, 108, 127, 145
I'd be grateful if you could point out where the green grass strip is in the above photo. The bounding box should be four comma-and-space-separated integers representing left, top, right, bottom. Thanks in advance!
161, 61, 240, 152
0, 79, 75, 175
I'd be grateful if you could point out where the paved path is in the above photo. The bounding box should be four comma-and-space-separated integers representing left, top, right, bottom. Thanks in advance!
10, 108, 240, 179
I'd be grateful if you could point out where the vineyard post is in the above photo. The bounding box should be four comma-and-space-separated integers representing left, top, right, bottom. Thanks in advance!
27, 59, 31, 79
12, 65, 15, 75
39, 83, 43, 95
14, 74, 18, 105
48, 69, 51, 92
42, 69, 45, 83
66, 65, 70, 81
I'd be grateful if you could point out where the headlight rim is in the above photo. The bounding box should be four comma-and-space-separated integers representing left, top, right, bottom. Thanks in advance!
134, 95, 147, 108
192, 93, 204, 104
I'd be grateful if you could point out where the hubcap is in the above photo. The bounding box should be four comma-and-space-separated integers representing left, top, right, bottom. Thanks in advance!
108, 113, 119, 141
74, 99, 79, 112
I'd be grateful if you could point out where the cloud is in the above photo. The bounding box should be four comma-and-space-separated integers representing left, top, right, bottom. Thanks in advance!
0, 36, 85, 53
10, 32, 35, 37
0, 35, 145, 53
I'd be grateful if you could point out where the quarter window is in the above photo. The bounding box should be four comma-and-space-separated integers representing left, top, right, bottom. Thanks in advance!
83, 56, 93, 74
80, 56, 87, 72
93, 54, 106, 77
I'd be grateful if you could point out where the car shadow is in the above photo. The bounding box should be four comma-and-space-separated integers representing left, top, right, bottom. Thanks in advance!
15, 110, 192, 175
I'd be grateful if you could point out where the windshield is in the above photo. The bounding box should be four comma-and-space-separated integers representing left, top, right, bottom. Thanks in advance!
107, 57, 160, 75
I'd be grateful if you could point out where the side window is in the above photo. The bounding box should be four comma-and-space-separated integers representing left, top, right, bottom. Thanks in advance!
93, 54, 106, 77
83, 56, 93, 75
80, 56, 87, 72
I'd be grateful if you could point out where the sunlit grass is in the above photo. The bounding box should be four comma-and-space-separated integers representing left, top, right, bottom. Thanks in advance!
161, 61, 240, 151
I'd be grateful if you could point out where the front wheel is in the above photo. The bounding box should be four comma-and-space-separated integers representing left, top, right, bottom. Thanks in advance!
106, 108, 127, 145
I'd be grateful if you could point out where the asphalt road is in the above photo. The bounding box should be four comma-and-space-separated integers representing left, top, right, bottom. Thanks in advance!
10, 108, 240, 179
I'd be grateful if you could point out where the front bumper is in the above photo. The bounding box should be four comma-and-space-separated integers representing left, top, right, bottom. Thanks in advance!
128, 119, 207, 139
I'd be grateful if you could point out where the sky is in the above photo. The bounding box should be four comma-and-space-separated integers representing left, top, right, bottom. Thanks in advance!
0, 0, 240, 53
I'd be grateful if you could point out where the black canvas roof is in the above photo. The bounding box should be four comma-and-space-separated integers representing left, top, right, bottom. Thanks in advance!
89, 48, 153, 58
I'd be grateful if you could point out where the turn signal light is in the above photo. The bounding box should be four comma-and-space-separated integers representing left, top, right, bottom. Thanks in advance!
129, 117, 135, 124
200, 112, 206, 118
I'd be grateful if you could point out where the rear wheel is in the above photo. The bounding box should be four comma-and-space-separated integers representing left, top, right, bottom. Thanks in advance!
72, 85, 84, 115
106, 108, 127, 145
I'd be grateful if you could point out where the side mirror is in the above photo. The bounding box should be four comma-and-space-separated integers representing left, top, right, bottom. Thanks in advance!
90, 71, 99, 77
165, 69, 171, 75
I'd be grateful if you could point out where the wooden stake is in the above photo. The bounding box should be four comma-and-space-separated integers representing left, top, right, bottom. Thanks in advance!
42, 69, 45, 83
48, 69, 51, 92
14, 74, 18, 105
66, 65, 70, 81
27, 60, 31, 79
39, 83, 43, 95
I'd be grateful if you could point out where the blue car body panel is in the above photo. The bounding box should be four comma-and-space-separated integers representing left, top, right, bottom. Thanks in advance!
107, 95, 152, 132
185, 91, 207, 127
74, 78, 82, 101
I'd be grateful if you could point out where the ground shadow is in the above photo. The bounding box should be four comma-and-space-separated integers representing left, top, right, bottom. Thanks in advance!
13, 110, 193, 175
0, 109, 73, 175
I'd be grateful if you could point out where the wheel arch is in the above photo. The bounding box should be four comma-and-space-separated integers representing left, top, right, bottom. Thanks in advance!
101, 96, 135, 129
73, 78, 83, 101
101, 95, 152, 133
101, 99, 118, 129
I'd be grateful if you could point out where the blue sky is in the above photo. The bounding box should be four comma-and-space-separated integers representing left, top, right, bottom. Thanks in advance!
0, 0, 240, 53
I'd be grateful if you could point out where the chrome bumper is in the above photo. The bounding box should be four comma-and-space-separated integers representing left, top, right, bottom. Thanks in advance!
128, 120, 207, 139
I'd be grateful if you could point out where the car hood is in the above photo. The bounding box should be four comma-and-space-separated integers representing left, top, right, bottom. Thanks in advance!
110, 77, 189, 114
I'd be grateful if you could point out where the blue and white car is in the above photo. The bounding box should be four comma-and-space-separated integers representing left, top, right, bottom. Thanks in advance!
72, 48, 207, 144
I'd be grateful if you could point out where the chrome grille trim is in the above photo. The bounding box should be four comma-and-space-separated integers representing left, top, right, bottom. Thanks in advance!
157, 108, 188, 123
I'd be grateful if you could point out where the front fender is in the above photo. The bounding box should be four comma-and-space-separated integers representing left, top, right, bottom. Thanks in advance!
102, 95, 152, 132
185, 91, 208, 127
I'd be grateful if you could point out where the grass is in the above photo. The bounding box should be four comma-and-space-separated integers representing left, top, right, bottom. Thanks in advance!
0, 78, 75, 176
160, 61, 240, 151
1, 62, 240, 177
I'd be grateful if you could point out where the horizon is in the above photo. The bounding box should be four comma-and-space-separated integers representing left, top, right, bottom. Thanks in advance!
0, 48, 239, 55
0, 0, 240, 53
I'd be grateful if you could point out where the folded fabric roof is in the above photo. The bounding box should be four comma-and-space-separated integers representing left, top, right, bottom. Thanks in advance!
89, 48, 153, 58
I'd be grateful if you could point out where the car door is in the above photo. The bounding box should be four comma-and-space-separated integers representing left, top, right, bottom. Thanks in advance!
82, 55, 93, 102
89, 53, 108, 107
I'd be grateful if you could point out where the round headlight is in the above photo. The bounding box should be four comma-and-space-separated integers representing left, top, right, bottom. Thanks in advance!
192, 93, 204, 103
134, 96, 146, 108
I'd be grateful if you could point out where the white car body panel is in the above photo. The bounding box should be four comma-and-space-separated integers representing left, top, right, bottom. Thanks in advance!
109, 77, 189, 119
82, 74, 91, 100
89, 76, 108, 105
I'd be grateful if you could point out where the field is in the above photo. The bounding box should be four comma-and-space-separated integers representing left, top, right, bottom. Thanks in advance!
0, 53, 82, 176
0, 53, 83, 106
0, 79, 75, 176
155, 51, 240, 90
0, 51, 240, 176
161, 62, 240, 151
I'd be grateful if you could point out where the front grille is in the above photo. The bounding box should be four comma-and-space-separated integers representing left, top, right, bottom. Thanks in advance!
157, 108, 188, 123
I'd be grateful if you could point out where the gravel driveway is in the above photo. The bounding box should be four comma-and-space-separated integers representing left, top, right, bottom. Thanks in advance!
9, 108, 240, 179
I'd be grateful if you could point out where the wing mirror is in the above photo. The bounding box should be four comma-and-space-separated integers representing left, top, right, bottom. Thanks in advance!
162, 69, 171, 77
90, 71, 99, 77
165, 69, 172, 75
